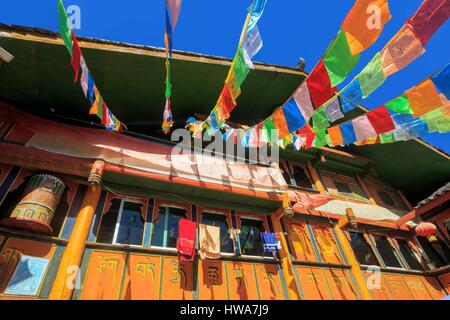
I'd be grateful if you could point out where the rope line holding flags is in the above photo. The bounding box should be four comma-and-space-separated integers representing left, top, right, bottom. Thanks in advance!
57, 0, 125, 132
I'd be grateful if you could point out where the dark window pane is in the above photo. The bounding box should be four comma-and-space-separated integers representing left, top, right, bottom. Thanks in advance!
151, 206, 187, 248
97, 199, 121, 244
280, 166, 292, 186
239, 219, 265, 256
151, 207, 167, 247
348, 231, 379, 266
292, 166, 313, 190
373, 235, 403, 268
115, 202, 144, 246
202, 212, 234, 254
418, 236, 449, 269
378, 191, 396, 207
335, 181, 352, 194
396, 239, 424, 271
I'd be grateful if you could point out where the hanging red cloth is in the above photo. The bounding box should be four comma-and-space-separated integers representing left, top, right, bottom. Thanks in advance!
306, 60, 337, 109
176, 219, 197, 261
70, 31, 82, 83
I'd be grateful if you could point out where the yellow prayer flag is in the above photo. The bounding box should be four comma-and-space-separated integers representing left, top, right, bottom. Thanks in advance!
342, 0, 391, 55
225, 69, 242, 101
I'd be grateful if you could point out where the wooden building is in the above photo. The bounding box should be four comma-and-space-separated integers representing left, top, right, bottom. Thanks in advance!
0, 24, 449, 300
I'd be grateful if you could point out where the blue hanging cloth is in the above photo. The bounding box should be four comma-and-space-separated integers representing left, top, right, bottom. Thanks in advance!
260, 232, 278, 253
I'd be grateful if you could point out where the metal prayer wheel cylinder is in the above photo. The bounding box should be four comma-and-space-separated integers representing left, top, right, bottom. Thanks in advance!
0, 174, 65, 235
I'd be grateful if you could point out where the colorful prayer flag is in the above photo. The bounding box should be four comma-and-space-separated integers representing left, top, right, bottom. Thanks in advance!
327, 126, 343, 146
358, 52, 386, 98
380, 132, 395, 143
405, 79, 443, 117
247, 0, 268, 35
168, 0, 182, 29
340, 122, 357, 145
312, 107, 330, 131
273, 108, 290, 139
381, 25, 425, 77
217, 83, 237, 119
263, 116, 276, 142
306, 60, 337, 109
407, 0, 450, 46
313, 130, 328, 148
58, 0, 72, 56
323, 29, 360, 87
87, 74, 95, 105
324, 97, 344, 122
431, 64, 450, 99
70, 31, 81, 83
353, 115, 377, 141
282, 98, 307, 133
80, 56, 88, 97
243, 26, 263, 61
292, 82, 315, 121
366, 106, 396, 134
234, 48, 251, 88
341, 0, 391, 55
162, 99, 173, 133
340, 79, 363, 112
385, 95, 413, 114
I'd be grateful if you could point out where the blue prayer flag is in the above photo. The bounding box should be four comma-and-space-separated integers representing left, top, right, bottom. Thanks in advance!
340, 79, 363, 112
282, 98, 307, 133
87, 73, 95, 105
431, 63, 450, 99
340, 122, 357, 145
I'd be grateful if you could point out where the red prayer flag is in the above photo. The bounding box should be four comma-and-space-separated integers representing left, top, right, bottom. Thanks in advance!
176, 219, 197, 262
101, 101, 108, 125
306, 60, 338, 109
366, 106, 395, 134
407, 0, 450, 46
298, 126, 316, 149
70, 31, 82, 83
218, 83, 236, 115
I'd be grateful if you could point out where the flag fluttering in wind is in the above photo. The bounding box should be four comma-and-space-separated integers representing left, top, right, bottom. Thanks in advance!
57, 0, 124, 132
162, 0, 182, 134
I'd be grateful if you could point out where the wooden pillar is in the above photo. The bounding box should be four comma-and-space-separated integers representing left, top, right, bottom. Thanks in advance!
49, 160, 105, 300
306, 161, 326, 194
333, 213, 373, 300
356, 175, 377, 206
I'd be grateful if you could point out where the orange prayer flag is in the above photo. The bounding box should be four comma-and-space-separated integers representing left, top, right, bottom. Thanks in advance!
273, 108, 290, 139
327, 126, 343, 146
405, 79, 443, 117
341, 0, 391, 55
89, 86, 100, 115
381, 25, 425, 77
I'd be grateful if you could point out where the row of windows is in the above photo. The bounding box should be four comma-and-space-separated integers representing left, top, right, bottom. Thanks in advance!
285, 218, 450, 271
95, 199, 272, 258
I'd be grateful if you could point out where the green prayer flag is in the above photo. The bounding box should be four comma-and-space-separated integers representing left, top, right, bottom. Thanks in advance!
312, 107, 330, 131
233, 48, 250, 88
385, 95, 413, 114
380, 132, 395, 144
358, 53, 386, 98
324, 30, 361, 87
313, 130, 328, 148
165, 60, 172, 99
97, 95, 103, 120
58, 0, 73, 56
263, 116, 277, 142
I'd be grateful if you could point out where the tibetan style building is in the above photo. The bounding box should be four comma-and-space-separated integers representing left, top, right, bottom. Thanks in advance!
0, 24, 449, 300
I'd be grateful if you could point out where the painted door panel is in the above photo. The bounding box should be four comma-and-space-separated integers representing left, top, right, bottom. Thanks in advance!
295, 266, 332, 300
198, 260, 227, 300
402, 275, 433, 300
422, 276, 447, 300
160, 256, 194, 300
364, 271, 393, 300
324, 268, 358, 300
383, 273, 414, 300
226, 261, 259, 300
309, 222, 343, 264
287, 221, 316, 262
254, 263, 284, 300
122, 254, 162, 300
80, 250, 126, 300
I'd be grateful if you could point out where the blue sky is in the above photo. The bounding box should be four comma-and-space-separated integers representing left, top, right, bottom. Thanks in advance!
1, 0, 449, 152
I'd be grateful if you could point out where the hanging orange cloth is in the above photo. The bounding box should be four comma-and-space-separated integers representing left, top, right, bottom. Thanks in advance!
405, 79, 443, 117
199, 224, 221, 260
341, 0, 391, 55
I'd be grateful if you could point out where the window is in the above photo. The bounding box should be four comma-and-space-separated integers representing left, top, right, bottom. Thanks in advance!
417, 236, 450, 269
373, 235, 403, 268
96, 199, 145, 246
396, 239, 424, 271
334, 181, 352, 194
280, 163, 292, 186
348, 231, 379, 266
151, 206, 187, 248
292, 165, 314, 190
378, 191, 396, 207
320, 171, 368, 202
201, 212, 234, 254
239, 218, 265, 256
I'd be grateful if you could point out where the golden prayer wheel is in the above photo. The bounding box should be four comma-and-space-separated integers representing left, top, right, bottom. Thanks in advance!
0, 174, 65, 235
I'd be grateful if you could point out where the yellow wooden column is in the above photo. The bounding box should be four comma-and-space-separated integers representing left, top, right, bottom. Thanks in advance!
49, 160, 105, 300
356, 175, 377, 206
306, 161, 326, 194
333, 211, 373, 300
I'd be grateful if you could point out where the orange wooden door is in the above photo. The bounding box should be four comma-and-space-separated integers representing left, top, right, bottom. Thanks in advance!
402, 275, 433, 300
80, 250, 126, 300
309, 222, 343, 264
122, 254, 162, 300
286, 220, 317, 262
254, 263, 284, 300
364, 271, 393, 300
422, 276, 447, 300
383, 273, 414, 300
295, 266, 332, 300
226, 261, 259, 300
197, 260, 227, 300
324, 268, 358, 300
160, 256, 194, 300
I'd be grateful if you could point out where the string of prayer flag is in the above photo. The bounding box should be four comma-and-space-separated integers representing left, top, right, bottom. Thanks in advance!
58, 0, 124, 132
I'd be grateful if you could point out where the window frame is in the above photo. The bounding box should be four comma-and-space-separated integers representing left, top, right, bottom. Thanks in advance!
235, 212, 273, 259
287, 162, 315, 191
345, 229, 382, 267
390, 236, 427, 271
368, 232, 406, 270
197, 206, 235, 256
111, 199, 146, 246
319, 170, 369, 203
149, 199, 192, 251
